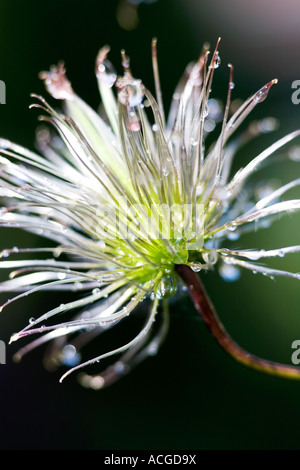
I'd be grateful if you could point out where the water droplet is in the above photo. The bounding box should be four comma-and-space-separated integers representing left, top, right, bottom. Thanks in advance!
117, 77, 144, 107
92, 288, 100, 295
229, 81, 235, 90
226, 222, 237, 232
254, 81, 276, 104
98, 60, 117, 88
213, 52, 221, 69
152, 123, 159, 132
190, 262, 202, 273
278, 249, 285, 258
219, 264, 240, 282
29, 317, 35, 324
57, 272, 66, 280
0, 250, 9, 258
202, 250, 218, 265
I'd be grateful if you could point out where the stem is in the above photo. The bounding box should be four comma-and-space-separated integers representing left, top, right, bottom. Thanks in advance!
175, 264, 300, 379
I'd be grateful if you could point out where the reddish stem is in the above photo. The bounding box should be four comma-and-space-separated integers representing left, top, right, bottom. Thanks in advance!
175, 264, 300, 379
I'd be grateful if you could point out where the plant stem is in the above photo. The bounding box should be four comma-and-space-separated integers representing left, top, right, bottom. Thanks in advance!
175, 263, 300, 379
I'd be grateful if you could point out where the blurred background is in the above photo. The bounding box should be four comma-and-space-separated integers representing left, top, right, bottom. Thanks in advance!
0, 0, 300, 450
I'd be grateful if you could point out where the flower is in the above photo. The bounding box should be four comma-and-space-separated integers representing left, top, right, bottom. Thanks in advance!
1, 39, 300, 389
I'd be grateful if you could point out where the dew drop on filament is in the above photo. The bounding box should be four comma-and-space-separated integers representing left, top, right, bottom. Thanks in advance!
226, 222, 237, 232
254, 80, 277, 104
203, 249, 218, 265
190, 262, 202, 272
98, 60, 117, 88
117, 77, 144, 107
213, 52, 221, 69
254, 86, 269, 103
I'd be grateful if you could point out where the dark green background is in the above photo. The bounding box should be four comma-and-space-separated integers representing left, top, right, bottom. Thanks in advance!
0, 0, 300, 450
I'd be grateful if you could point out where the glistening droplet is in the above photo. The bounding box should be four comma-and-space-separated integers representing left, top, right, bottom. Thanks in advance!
226, 222, 237, 232
213, 52, 221, 69
254, 80, 277, 104
117, 77, 144, 107
97, 60, 117, 88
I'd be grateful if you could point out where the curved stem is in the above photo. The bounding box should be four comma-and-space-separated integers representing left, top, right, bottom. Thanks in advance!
175, 264, 300, 379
